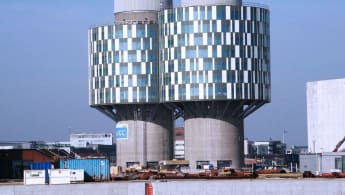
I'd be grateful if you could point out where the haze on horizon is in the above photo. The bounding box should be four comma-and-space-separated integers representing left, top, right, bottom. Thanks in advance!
0, 0, 344, 146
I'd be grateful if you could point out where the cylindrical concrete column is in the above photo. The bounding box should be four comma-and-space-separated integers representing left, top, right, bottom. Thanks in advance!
116, 121, 172, 168
184, 118, 244, 169
115, 105, 173, 168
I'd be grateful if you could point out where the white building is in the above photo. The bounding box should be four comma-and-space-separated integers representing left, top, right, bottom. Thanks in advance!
70, 133, 113, 148
300, 152, 345, 175
174, 140, 185, 159
307, 78, 345, 153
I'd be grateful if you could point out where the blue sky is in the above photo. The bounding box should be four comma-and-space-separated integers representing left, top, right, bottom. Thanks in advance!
0, 0, 344, 145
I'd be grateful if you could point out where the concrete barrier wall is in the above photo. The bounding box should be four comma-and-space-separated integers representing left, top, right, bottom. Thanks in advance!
1, 179, 345, 195
153, 179, 345, 195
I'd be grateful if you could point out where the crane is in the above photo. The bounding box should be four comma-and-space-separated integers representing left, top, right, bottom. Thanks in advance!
332, 136, 345, 152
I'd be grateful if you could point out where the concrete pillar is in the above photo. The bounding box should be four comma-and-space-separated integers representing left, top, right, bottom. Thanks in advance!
115, 106, 173, 168
184, 118, 244, 169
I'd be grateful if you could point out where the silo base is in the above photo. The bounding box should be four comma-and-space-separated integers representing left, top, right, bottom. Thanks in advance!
115, 105, 173, 168
184, 118, 244, 169
116, 120, 172, 168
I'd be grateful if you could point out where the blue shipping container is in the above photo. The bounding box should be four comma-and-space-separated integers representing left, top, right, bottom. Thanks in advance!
29, 162, 52, 184
60, 159, 109, 181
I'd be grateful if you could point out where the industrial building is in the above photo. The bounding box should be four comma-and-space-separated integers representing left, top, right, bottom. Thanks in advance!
300, 152, 345, 175
89, 0, 270, 169
307, 78, 345, 153
244, 139, 287, 157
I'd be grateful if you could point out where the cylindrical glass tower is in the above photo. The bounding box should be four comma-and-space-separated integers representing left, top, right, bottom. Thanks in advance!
89, 0, 173, 168
160, 2, 270, 168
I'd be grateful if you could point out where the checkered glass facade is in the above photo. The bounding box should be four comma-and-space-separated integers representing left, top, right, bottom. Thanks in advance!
160, 5, 270, 102
89, 24, 159, 105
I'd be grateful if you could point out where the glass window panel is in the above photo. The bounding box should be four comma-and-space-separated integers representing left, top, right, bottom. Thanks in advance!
127, 26, 132, 38
183, 71, 190, 83
128, 51, 136, 62
195, 33, 203, 45
216, 6, 225, 19
120, 65, 128, 74
178, 60, 185, 71
207, 7, 212, 20
184, 7, 189, 21
199, 46, 208, 58
178, 35, 185, 46
214, 33, 222, 44
203, 21, 210, 32
213, 71, 222, 82
199, 7, 205, 20
191, 72, 197, 83
119, 39, 127, 50
133, 63, 141, 74
115, 29, 123, 38
204, 59, 212, 70
186, 47, 196, 58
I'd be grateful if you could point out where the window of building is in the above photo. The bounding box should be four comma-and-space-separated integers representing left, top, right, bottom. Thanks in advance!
109, 77, 114, 87
126, 162, 140, 168
196, 161, 210, 169
146, 161, 159, 169
207, 7, 212, 20
128, 51, 136, 62
120, 65, 128, 74
108, 26, 114, 39
216, 6, 225, 19
183, 71, 190, 83
186, 46, 196, 58
191, 84, 198, 97
203, 21, 210, 32
127, 25, 132, 38
194, 33, 203, 45
120, 88, 128, 100
199, 46, 208, 58
115, 29, 123, 38
133, 63, 141, 74
217, 160, 232, 169
119, 39, 127, 50
199, 7, 205, 20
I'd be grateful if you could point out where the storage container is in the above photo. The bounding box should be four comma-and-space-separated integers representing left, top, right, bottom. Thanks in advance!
49, 169, 70, 184
24, 170, 45, 185
60, 159, 109, 181
70, 169, 84, 183
30, 162, 52, 184
110, 166, 121, 177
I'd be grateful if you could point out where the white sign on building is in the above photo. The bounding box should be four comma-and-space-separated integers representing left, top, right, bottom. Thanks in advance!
70, 133, 113, 148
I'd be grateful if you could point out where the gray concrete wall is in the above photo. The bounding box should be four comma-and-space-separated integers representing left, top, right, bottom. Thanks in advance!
153, 179, 345, 195
184, 118, 244, 169
0, 182, 145, 195
2, 179, 345, 195
117, 120, 172, 168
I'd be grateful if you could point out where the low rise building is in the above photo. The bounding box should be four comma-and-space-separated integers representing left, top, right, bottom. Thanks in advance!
300, 152, 345, 175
